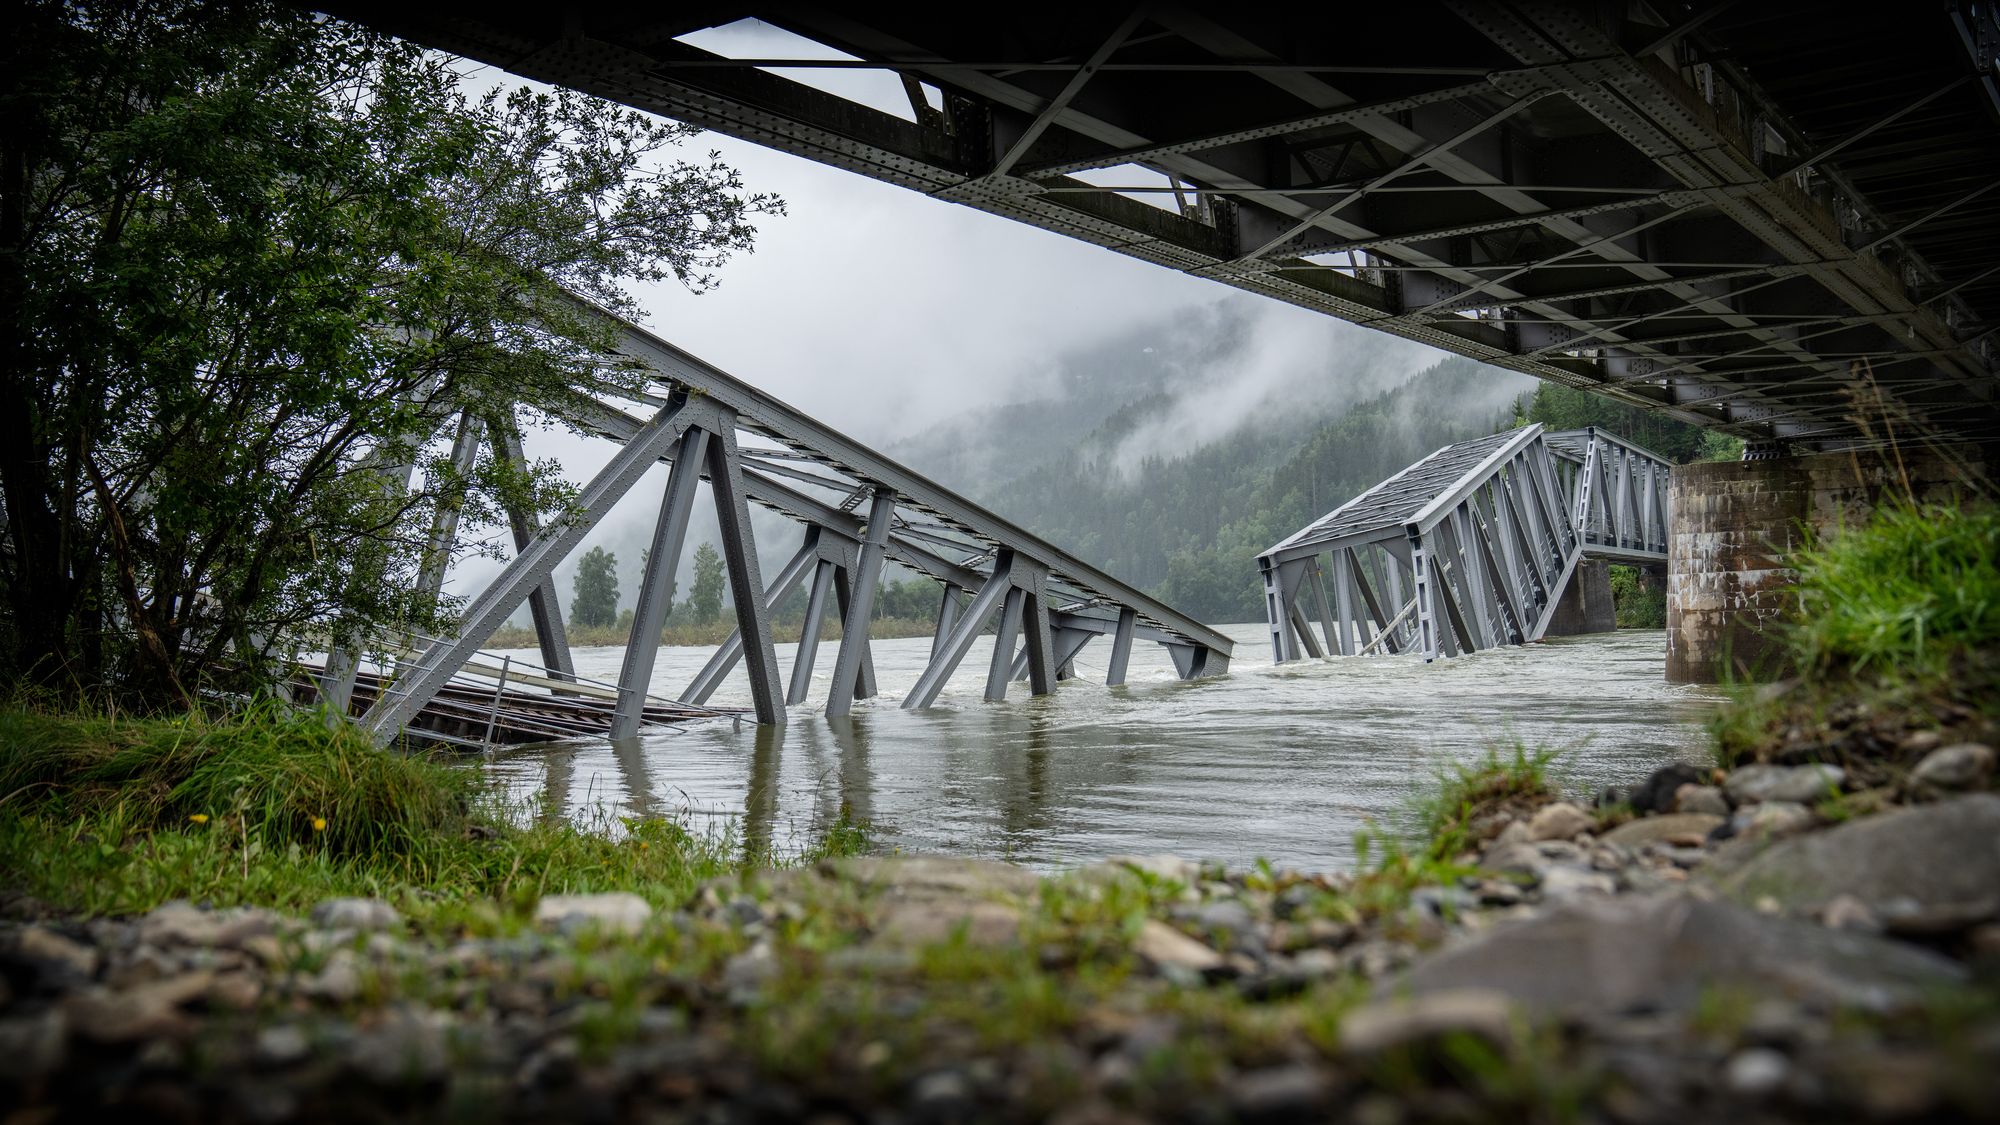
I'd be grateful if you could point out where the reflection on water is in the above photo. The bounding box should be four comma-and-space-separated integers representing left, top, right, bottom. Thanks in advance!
481, 624, 1722, 872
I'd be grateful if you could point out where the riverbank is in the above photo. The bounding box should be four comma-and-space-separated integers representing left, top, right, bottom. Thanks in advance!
484, 616, 938, 651
2, 502, 1994, 1121
3, 734, 1996, 1121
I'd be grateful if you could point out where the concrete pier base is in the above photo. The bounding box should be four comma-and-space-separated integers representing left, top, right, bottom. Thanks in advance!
1545, 559, 1616, 637
1665, 446, 1990, 684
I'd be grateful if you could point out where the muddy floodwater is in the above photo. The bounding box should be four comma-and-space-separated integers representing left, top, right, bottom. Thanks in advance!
480, 624, 1721, 872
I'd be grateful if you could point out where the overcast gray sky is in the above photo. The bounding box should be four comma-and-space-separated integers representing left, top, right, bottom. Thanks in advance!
445, 20, 1512, 614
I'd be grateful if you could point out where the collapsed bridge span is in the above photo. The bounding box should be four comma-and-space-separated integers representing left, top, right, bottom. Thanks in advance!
1257, 424, 1669, 664
357, 311, 1232, 746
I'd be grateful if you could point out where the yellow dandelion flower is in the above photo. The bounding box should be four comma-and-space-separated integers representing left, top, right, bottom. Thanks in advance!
311, 817, 327, 832
188, 814, 209, 824
638, 841, 650, 851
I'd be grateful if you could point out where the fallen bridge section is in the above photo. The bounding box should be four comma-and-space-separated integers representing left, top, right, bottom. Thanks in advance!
1257, 423, 1669, 663
357, 311, 1231, 746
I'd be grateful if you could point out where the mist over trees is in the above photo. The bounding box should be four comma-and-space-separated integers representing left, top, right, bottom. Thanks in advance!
0, 2, 777, 704
971, 357, 1724, 623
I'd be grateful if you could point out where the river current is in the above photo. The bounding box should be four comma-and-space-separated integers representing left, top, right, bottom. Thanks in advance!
480, 625, 1720, 872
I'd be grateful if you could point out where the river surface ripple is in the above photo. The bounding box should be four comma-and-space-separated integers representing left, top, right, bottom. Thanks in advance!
480, 625, 1721, 873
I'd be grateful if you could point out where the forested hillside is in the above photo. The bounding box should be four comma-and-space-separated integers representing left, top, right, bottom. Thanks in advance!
981, 357, 1527, 621
927, 357, 1734, 624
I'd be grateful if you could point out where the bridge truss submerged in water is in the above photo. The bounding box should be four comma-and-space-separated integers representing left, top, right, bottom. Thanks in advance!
1257, 424, 1670, 664
348, 311, 1233, 747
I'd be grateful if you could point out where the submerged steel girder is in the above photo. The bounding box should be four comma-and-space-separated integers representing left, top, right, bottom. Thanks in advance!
1257, 423, 1669, 664
318, 2, 2000, 452
357, 308, 1232, 746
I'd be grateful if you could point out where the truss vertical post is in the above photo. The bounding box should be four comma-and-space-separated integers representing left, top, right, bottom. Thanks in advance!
1409, 530, 1443, 663
1020, 580, 1058, 696
984, 586, 1027, 702
1448, 506, 1496, 648
1330, 550, 1357, 656
831, 567, 877, 701
1258, 556, 1291, 663
826, 489, 893, 718
490, 414, 577, 690
789, 559, 837, 705
903, 563, 1012, 709
683, 538, 818, 704
611, 425, 711, 740
1382, 552, 1410, 651
931, 583, 963, 658
1305, 557, 1339, 657
318, 647, 360, 717
360, 400, 695, 744
413, 412, 484, 609
706, 420, 786, 726
1106, 606, 1137, 686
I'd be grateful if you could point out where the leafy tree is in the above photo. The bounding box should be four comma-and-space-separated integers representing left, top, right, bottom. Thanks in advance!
569, 547, 619, 630
0, 2, 778, 703
687, 543, 725, 624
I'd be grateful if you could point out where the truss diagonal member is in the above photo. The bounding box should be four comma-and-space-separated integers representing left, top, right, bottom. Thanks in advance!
815, 488, 887, 717
359, 399, 697, 745
684, 534, 820, 705
705, 417, 787, 726
1021, 78, 1497, 178
903, 560, 1015, 709
1242, 92, 1551, 262
986, 8, 1147, 181
488, 412, 577, 690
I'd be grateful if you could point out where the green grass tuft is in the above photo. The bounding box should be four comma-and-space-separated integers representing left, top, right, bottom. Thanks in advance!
1789, 500, 2000, 681
0, 704, 867, 928
1411, 741, 1564, 847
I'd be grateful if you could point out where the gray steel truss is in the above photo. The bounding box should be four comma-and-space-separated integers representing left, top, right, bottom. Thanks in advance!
356, 308, 1231, 746
320, 2, 2000, 453
1257, 423, 1668, 663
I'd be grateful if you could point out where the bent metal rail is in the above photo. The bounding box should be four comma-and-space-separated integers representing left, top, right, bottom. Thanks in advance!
1256, 423, 1669, 664
355, 310, 1232, 747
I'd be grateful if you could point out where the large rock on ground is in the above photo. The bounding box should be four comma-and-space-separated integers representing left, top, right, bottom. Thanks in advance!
824, 856, 1042, 899
1600, 813, 1723, 849
1703, 794, 2000, 916
1390, 892, 1960, 1019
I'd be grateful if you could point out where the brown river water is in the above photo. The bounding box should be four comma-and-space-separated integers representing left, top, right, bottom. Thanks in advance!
478, 624, 1722, 872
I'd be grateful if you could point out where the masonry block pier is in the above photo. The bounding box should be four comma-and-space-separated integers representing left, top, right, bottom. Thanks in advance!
1666, 445, 1992, 684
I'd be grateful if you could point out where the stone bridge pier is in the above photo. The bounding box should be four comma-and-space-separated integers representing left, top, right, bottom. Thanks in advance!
1665, 446, 1993, 684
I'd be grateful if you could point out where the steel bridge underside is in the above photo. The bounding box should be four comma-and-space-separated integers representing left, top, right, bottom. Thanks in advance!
1257, 424, 1669, 664
358, 310, 1233, 745
323, 1, 2000, 452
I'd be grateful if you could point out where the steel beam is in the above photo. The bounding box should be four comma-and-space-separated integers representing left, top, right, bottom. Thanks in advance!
903, 564, 1013, 710
788, 559, 837, 706
612, 424, 711, 740
360, 399, 696, 744
826, 488, 893, 718
705, 419, 786, 726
